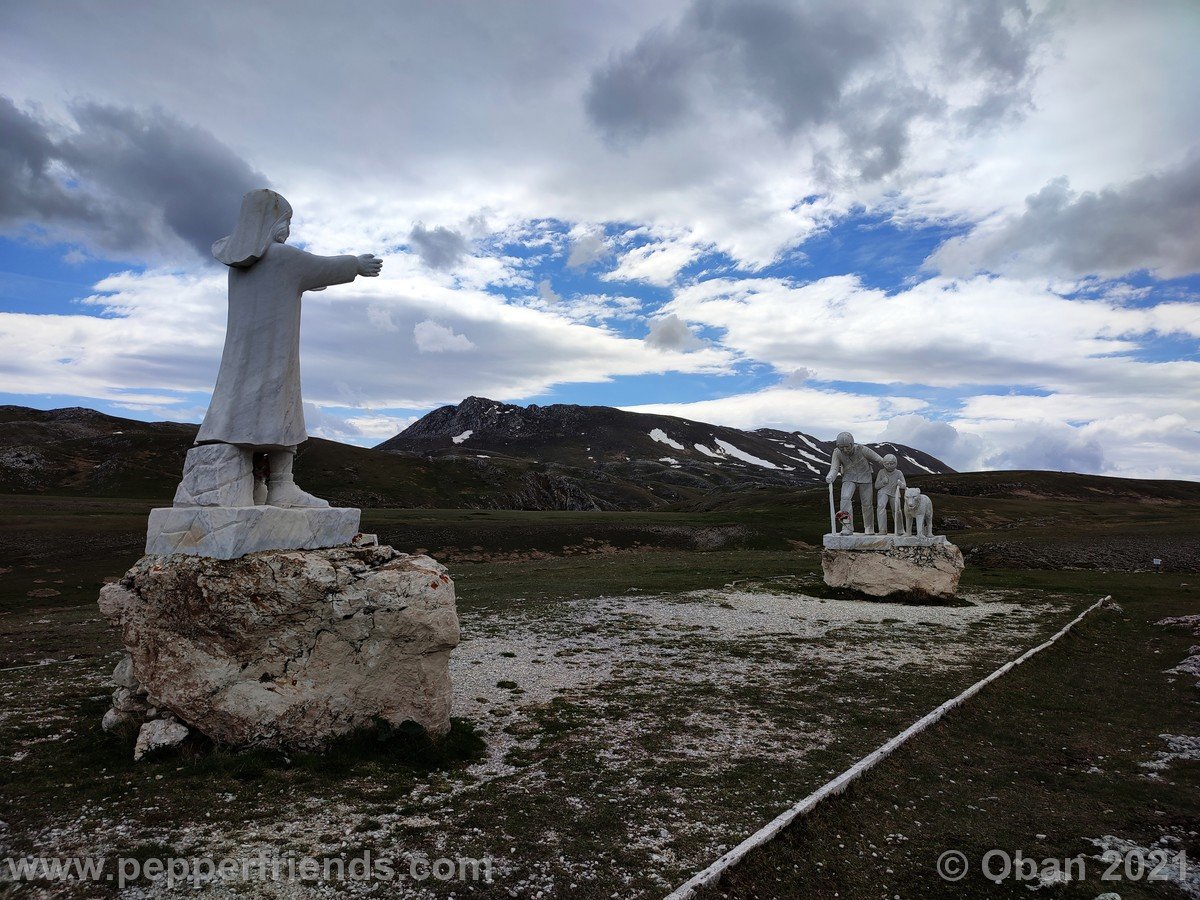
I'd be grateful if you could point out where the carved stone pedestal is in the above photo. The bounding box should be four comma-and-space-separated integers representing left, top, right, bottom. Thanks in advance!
145, 504, 360, 559
147, 443, 358, 560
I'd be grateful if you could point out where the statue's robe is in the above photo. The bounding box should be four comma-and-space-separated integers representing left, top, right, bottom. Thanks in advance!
197, 242, 357, 449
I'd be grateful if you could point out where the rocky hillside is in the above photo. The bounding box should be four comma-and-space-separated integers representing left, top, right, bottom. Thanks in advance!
0, 401, 951, 512
0, 406, 197, 497
376, 396, 953, 492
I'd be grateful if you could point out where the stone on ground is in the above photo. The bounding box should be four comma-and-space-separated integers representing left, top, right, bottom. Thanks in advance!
133, 719, 190, 761
98, 543, 459, 751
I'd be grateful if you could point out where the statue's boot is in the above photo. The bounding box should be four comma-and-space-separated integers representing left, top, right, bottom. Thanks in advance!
265, 449, 329, 508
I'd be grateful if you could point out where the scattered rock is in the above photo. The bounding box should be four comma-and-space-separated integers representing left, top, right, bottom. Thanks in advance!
1140, 734, 1200, 772
821, 543, 964, 599
1168, 652, 1200, 680
101, 708, 131, 732
1155, 617, 1200, 688
1157, 615, 1200, 633
111, 653, 138, 689
1089, 835, 1198, 897
133, 719, 189, 761
99, 544, 460, 750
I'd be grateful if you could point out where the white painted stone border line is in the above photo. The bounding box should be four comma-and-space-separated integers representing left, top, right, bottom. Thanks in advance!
665, 594, 1112, 900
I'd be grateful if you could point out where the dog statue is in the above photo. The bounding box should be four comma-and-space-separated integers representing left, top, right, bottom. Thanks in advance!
902, 488, 934, 538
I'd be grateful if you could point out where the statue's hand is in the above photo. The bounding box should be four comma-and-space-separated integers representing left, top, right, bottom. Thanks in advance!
825, 474, 835, 484
356, 254, 383, 277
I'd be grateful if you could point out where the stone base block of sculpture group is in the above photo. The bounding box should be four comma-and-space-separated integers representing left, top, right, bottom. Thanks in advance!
822, 533, 949, 551
97, 544, 460, 756
822, 535, 964, 600
146, 505, 361, 560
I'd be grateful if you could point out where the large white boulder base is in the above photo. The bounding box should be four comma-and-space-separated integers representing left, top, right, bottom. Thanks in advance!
98, 542, 459, 752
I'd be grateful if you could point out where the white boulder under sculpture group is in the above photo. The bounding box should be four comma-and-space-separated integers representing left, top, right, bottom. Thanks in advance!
98, 189, 459, 756
821, 538, 965, 599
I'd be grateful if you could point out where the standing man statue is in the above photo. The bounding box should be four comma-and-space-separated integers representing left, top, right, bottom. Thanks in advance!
196, 189, 383, 507
825, 431, 886, 534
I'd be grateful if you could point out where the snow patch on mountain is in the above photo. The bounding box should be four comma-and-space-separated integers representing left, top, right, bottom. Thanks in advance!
903, 454, 934, 474
714, 439, 779, 470
795, 434, 830, 458
649, 428, 685, 450
782, 455, 821, 475
788, 445, 827, 466
451, 430, 473, 444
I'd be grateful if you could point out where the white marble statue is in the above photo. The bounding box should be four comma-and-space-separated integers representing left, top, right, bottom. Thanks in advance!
825, 431, 886, 534
874, 453, 907, 535
903, 488, 934, 538
195, 189, 382, 507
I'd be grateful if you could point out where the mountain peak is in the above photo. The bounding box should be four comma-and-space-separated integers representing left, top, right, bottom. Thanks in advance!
377, 397, 955, 491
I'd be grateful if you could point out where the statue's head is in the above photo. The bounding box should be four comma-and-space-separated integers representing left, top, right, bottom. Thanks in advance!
882, 453, 897, 471
212, 189, 293, 268
835, 431, 854, 452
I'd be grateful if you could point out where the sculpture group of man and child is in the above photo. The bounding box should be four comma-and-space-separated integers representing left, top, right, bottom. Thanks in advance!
825, 432, 934, 537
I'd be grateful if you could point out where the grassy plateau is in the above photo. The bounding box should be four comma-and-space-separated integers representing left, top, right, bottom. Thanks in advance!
0, 469, 1197, 898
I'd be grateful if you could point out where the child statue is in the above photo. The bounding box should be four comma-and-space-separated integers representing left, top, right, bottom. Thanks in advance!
874, 453, 907, 534
825, 431, 886, 534
195, 189, 383, 507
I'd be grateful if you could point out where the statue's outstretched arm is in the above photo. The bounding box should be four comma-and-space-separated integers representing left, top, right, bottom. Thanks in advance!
296, 250, 359, 293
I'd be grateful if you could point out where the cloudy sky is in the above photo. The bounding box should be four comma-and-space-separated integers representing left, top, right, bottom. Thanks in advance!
1, 0, 1197, 478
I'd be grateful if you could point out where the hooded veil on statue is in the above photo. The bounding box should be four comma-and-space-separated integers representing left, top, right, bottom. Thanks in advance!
212, 189, 293, 269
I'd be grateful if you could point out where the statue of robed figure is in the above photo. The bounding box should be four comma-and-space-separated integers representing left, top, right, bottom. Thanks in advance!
196, 189, 382, 507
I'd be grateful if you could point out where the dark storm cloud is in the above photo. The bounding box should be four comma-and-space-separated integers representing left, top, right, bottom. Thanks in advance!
584, 25, 699, 143
943, 0, 1037, 82
943, 0, 1040, 127
0, 96, 265, 262
932, 156, 1200, 279
585, 0, 1041, 178
408, 223, 469, 270
586, 1, 882, 143
645, 313, 705, 351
